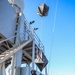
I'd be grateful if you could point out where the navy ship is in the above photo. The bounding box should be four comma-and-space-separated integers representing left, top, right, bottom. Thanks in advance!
0, 0, 49, 75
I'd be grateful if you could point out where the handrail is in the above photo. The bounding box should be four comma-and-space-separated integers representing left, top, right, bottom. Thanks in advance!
23, 18, 45, 53
0, 34, 22, 45
0, 40, 32, 64
0, 35, 16, 44
0, 18, 45, 53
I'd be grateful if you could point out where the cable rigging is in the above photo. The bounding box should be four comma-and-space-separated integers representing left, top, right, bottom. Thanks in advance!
48, 0, 58, 75
37, 0, 49, 74
37, 0, 49, 47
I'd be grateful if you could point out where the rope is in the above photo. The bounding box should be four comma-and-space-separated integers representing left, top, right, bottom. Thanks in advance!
40, 17, 43, 42
44, 0, 47, 3
48, 0, 58, 75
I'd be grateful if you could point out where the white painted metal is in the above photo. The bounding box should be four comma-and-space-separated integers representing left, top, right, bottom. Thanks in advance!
13, 12, 23, 75
15, 50, 23, 67
0, 40, 32, 64
45, 66, 47, 75
16, 68, 21, 75
23, 51, 32, 60
27, 64, 30, 75
21, 67, 32, 75
0, 0, 48, 75
19, 14, 26, 41
36, 47, 38, 72
32, 40, 35, 70
0, 0, 16, 43
11, 55, 15, 75
2, 63, 6, 75
0, 63, 6, 75
0, 65, 2, 75
14, 0, 24, 11
8, 0, 24, 11
13, 50, 22, 75
23, 47, 32, 51
0, 0, 25, 43
8, 0, 14, 4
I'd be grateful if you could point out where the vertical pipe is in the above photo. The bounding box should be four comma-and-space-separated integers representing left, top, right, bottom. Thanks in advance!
11, 55, 15, 75
14, 13, 20, 75
0, 64, 2, 75
13, 13, 21, 75
36, 47, 38, 73
15, 14, 20, 44
45, 66, 47, 75
32, 40, 35, 70
28, 64, 30, 75
2, 62, 6, 75
26, 64, 30, 75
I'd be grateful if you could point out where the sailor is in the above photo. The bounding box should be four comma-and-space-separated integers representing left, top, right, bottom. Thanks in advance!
31, 70, 37, 75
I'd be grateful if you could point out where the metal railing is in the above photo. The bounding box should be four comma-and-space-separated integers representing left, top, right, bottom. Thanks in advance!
23, 18, 45, 53
0, 17, 45, 53
0, 35, 21, 46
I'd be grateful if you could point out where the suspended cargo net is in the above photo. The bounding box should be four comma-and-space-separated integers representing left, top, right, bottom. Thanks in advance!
37, 3, 49, 17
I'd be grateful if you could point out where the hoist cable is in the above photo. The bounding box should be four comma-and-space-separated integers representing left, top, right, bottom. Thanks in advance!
40, 17, 43, 42
44, 0, 47, 3
48, 0, 58, 75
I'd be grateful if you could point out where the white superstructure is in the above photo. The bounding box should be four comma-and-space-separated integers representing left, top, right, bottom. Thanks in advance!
0, 0, 48, 75
8, 0, 24, 11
